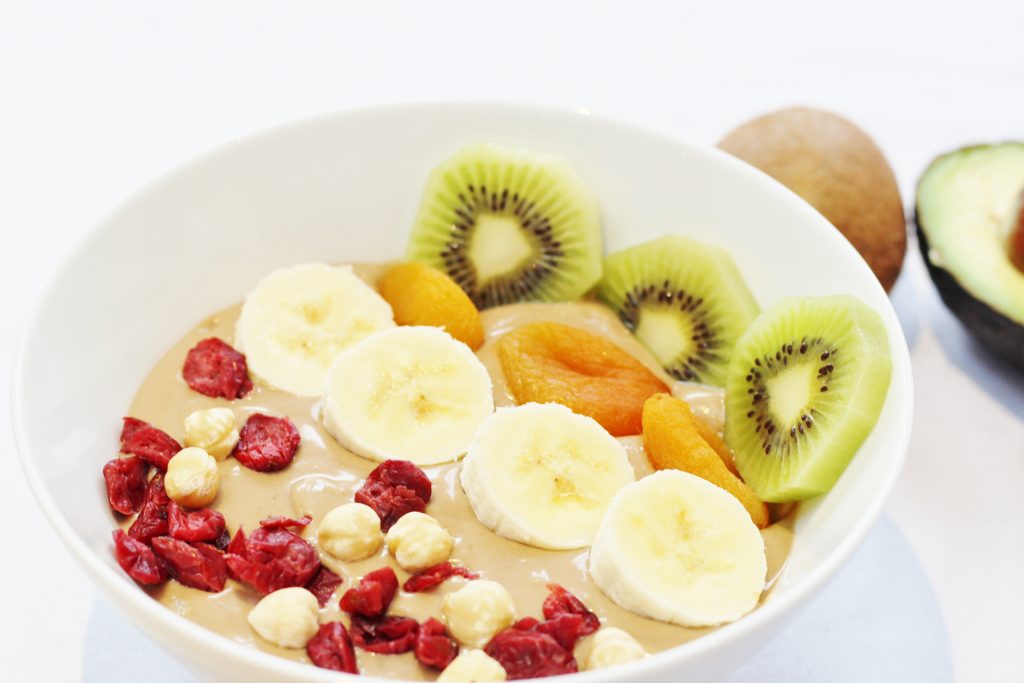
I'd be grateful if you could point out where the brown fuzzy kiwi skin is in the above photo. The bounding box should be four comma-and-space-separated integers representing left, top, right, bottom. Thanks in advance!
718, 107, 907, 291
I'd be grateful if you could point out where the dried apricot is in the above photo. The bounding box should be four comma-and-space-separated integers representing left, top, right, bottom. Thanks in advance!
498, 322, 669, 436
642, 394, 769, 528
378, 262, 484, 350
691, 414, 741, 476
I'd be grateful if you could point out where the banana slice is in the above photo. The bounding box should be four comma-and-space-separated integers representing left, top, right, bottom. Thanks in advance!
460, 403, 634, 550
323, 326, 494, 465
236, 263, 395, 396
589, 470, 766, 627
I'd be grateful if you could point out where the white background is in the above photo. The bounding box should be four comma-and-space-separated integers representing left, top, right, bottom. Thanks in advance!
2, 1, 1022, 680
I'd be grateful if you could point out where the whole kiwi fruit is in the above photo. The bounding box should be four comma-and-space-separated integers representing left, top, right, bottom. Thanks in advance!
718, 107, 907, 291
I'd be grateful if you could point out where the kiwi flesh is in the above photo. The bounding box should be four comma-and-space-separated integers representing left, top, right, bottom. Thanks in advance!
597, 235, 760, 386
724, 296, 892, 502
407, 144, 603, 309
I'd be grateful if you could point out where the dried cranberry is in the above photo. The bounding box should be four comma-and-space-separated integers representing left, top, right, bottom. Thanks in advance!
364, 459, 432, 499
403, 562, 480, 593
182, 337, 253, 400
540, 584, 599, 645
340, 566, 399, 618
128, 473, 170, 543
535, 614, 590, 651
103, 457, 150, 515
485, 627, 577, 680
350, 615, 419, 654
226, 527, 247, 556
513, 617, 542, 631
224, 527, 319, 595
167, 502, 226, 543
231, 414, 300, 472
151, 536, 227, 592
355, 460, 432, 531
119, 416, 149, 449
307, 622, 358, 674
415, 617, 458, 670
259, 514, 312, 531
499, 587, 600, 654
122, 425, 182, 471
306, 565, 344, 607
543, 584, 599, 624
357, 485, 426, 532
210, 528, 231, 551
112, 529, 168, 585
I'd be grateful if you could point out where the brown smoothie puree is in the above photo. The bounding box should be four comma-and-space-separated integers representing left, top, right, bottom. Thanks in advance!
123, 264, 794, 679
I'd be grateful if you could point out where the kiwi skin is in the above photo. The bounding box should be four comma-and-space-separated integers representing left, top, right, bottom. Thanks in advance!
718, 107, 907, 292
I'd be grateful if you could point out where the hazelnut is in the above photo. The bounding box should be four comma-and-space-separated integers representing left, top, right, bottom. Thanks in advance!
317, 503, 384, 561
442, 580, 515, 648
585, 627, 647, 670
164, 447, 219, 508
437, 649, 507, 682
183, 407, 238, 460
247, 587, 320, 649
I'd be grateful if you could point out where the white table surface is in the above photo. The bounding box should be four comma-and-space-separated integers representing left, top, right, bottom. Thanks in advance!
1, 1, 1022, 680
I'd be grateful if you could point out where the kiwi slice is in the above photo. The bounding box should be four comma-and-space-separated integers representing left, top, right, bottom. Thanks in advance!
597, 235, 760, 386
724, 296, 892, 502
407, 144, 603, 309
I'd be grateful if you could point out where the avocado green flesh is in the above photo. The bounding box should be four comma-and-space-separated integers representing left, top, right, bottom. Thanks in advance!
916, 143, 1024, 326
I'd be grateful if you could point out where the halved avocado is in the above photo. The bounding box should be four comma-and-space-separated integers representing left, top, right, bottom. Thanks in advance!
915, 143, 1024, 367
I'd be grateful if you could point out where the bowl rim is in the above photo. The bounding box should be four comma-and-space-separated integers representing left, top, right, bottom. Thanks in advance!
11, 100, 914, 682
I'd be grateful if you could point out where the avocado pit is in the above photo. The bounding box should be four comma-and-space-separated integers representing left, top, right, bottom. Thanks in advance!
1008, 188, 1024, 274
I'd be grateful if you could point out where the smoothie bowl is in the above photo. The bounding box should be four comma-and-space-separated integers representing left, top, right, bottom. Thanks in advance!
12, 104, 913, 683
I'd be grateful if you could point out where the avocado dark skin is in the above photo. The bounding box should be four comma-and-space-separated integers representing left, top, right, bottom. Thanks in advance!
915, 210, 1024, 369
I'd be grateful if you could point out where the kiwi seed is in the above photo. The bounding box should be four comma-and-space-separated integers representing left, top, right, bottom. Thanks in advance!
617, 280, 714, 381
407, 144, 603, 309
439, 183, 567, 307
597, 235, 760, 387
724, 295, 892, 502
741, 336, 837, 456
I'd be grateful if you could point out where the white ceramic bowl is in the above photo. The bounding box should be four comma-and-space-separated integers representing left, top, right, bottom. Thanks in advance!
13, 103, 913, 683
